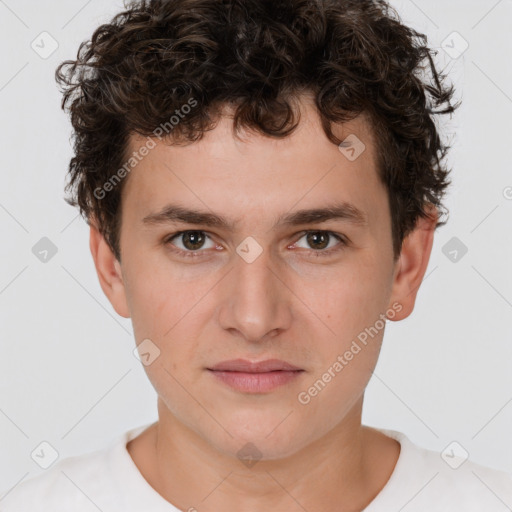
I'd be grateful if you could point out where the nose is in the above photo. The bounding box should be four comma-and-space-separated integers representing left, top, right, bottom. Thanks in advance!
217, 245, 293, 343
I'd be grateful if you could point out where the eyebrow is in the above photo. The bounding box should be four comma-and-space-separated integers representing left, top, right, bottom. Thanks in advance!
142, 201, 368, 230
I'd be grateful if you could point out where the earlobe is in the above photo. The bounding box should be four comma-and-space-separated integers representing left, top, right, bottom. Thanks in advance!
387, 206, 437, 322
89, 224, 131, 319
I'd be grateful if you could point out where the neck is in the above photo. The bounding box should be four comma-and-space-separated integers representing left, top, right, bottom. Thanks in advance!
127, 396, 400, 512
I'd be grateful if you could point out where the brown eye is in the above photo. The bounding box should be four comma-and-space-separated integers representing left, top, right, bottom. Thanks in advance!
292, 230, 347, 257
180, 231, 206, 250
306, 231, 330, 250
165, 230, 216, 253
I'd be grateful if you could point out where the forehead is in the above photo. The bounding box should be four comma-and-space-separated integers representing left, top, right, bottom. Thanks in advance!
120, 100, 387, 232
126, 94, 378, 162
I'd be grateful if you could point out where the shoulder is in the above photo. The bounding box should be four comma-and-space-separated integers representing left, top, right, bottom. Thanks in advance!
0, 434, 129, 512
371, 428, 512, 511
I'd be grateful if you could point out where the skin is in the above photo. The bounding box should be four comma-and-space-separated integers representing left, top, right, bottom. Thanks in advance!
90, 95, 437, 511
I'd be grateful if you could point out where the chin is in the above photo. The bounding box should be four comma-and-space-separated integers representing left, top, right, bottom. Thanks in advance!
215, 436, 303, 463
210, 418, 311, 462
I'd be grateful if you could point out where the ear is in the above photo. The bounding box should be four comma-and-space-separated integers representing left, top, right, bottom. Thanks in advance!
89, 222, 130, 318
387, 204, 437, 321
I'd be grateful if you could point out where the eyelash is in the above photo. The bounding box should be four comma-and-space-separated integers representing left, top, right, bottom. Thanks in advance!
163, 230, 348, 259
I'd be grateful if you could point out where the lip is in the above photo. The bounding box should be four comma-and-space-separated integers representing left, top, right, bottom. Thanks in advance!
206, 359, 304, 393
207, 358, 302, 373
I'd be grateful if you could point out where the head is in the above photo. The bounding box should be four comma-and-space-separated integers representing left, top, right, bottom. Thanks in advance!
56, 0, 456, 459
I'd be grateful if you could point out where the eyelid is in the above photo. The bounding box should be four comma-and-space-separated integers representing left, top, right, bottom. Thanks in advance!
290, 230, 348, 256
164, 230, 218, 257
164, 229, 348, 258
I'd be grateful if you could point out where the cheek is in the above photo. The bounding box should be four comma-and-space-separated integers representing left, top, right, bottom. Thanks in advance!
298, 274, 387, 419
122, 246, 193, 335
123, 273, 168, 341
294, 255, 392, 401
123, 262, 214, 384
302, 258, 390, 337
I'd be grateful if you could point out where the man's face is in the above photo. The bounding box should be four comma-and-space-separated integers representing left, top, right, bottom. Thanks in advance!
111, 99, 401, 458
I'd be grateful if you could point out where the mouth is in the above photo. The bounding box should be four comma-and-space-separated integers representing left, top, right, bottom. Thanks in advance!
206, 359, 304, 393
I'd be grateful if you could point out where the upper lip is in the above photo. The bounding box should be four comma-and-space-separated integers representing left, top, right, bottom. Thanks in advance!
207, 359, 303, 373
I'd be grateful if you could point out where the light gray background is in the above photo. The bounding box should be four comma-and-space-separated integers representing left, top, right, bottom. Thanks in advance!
1, 0, 511, 493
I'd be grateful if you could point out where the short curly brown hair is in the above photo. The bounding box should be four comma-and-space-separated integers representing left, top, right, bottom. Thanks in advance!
55, 0, 457, 262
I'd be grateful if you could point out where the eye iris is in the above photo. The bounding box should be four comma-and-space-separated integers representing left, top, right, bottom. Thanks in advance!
178, 232, 333, 251
183, 231, 205, 250
307, 232, 329, 250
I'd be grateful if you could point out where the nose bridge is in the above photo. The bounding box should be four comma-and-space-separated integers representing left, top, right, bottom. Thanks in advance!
218, 243, 291, 341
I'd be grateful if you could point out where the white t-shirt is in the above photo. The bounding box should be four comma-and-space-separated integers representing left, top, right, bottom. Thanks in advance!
1, 424, 511, 511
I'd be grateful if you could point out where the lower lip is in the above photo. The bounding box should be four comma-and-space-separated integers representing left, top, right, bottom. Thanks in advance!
208, 370, 304, 393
